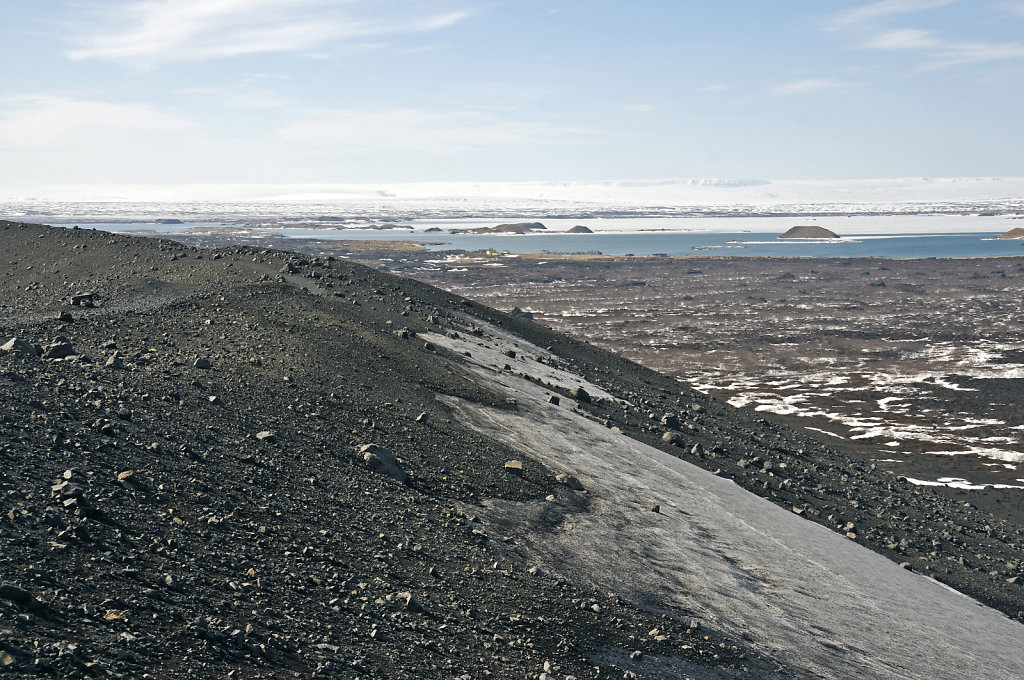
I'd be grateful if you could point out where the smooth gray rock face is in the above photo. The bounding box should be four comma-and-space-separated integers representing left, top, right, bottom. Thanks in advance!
360, 444, 408, 484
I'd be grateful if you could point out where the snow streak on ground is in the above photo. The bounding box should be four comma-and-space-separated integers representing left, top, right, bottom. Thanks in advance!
428, 323, 1024, 680
429, 257, 1024, 491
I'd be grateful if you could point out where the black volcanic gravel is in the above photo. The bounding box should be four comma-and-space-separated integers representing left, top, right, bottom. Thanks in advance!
0, 222, 767, 679
2, 221, 1023, 679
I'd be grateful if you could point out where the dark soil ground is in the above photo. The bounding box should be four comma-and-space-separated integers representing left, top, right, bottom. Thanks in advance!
3, 222, 1023, 678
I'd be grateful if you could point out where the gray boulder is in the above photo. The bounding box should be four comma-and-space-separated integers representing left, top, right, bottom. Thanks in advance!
1, 337, 37, 356
662, 431, 685, 446
42, 338, 75, 359
360, 444, 409, 484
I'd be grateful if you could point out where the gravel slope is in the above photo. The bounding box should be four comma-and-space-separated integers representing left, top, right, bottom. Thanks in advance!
1, 221, 1022, 678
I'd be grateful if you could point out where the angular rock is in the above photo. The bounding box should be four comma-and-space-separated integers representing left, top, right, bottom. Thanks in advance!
70, 293, 95, 307
399, 592, 426, 613
1, 337, 36, 356
662, 431, 685, 446
42, 338, 74, 359
0, 582, 32, 604
256, 430, 276, 442
555, 473, 584, 491
570, 387, 591, 403
360, 444, 409, 484
504, 460, 524, 476
193, 357, 212, 369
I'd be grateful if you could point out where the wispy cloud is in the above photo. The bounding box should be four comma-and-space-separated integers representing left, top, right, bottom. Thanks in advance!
67, 0, 475, 64
997, 1, 1024, 18
0, 96, 191, 149
279, 108, 607, 154
860, 29, 1024, 67
823, 1, 1024, 69
178, 77, 292, 109
771, 78, 853, 96
861, 28, 940, 50
824, 0, 961, 29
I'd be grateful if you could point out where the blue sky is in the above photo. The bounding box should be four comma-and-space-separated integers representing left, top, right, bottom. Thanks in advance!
1, 0, 1022, 185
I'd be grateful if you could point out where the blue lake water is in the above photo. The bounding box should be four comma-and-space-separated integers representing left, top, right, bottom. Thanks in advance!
52, 222, 1024, 259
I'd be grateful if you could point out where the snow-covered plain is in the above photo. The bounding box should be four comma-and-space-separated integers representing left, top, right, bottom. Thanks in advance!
3, 177, 1024, 207
2, 177, 1022, 229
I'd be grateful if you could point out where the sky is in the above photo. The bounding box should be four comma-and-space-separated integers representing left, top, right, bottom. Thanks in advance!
1, 0, 1022, 186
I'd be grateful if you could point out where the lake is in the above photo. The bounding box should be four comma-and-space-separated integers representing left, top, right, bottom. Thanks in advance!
51, 214, 1024, 259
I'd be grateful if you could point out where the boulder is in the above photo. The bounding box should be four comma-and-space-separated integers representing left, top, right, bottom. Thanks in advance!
662, 431, 685, 446
1, 337, 37, 356
555, 473, 584, 491
360, 444, 409, 484
42, 338, 75, 359
70, 293, 95, 307
570, 387, 591, 404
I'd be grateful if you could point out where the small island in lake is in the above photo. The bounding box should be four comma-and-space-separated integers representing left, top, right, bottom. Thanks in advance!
779, 225, 839, 239
995, 227, 1024, 239
567, 225, 594, 233
452, 221, 547, 234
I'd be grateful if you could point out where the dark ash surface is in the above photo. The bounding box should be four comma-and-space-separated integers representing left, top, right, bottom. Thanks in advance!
2, 222, 1022, 678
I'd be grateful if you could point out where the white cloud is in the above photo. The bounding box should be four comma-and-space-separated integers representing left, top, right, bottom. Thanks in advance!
859, 29, 1024, 67
825, 0, 961, 28
860, 28, 941, 50
0, 96, 191, 149
997, 1, 1024, 18
620, 104, 659, 113
278, 108, 607, 154
771, 79, 853, 96
67, 0, 474, 64
178, 79, 290, 109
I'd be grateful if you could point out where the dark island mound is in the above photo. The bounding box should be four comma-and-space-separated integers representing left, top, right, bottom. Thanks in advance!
1, 220, 1022, 678
996, 227, 1024, 239
423, 226, 444, 233
453, 222, 547, 234
567, 225, 594, 234
154, 218, 184, 225
779, 225, 839, 239
365, 223, 413, 230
